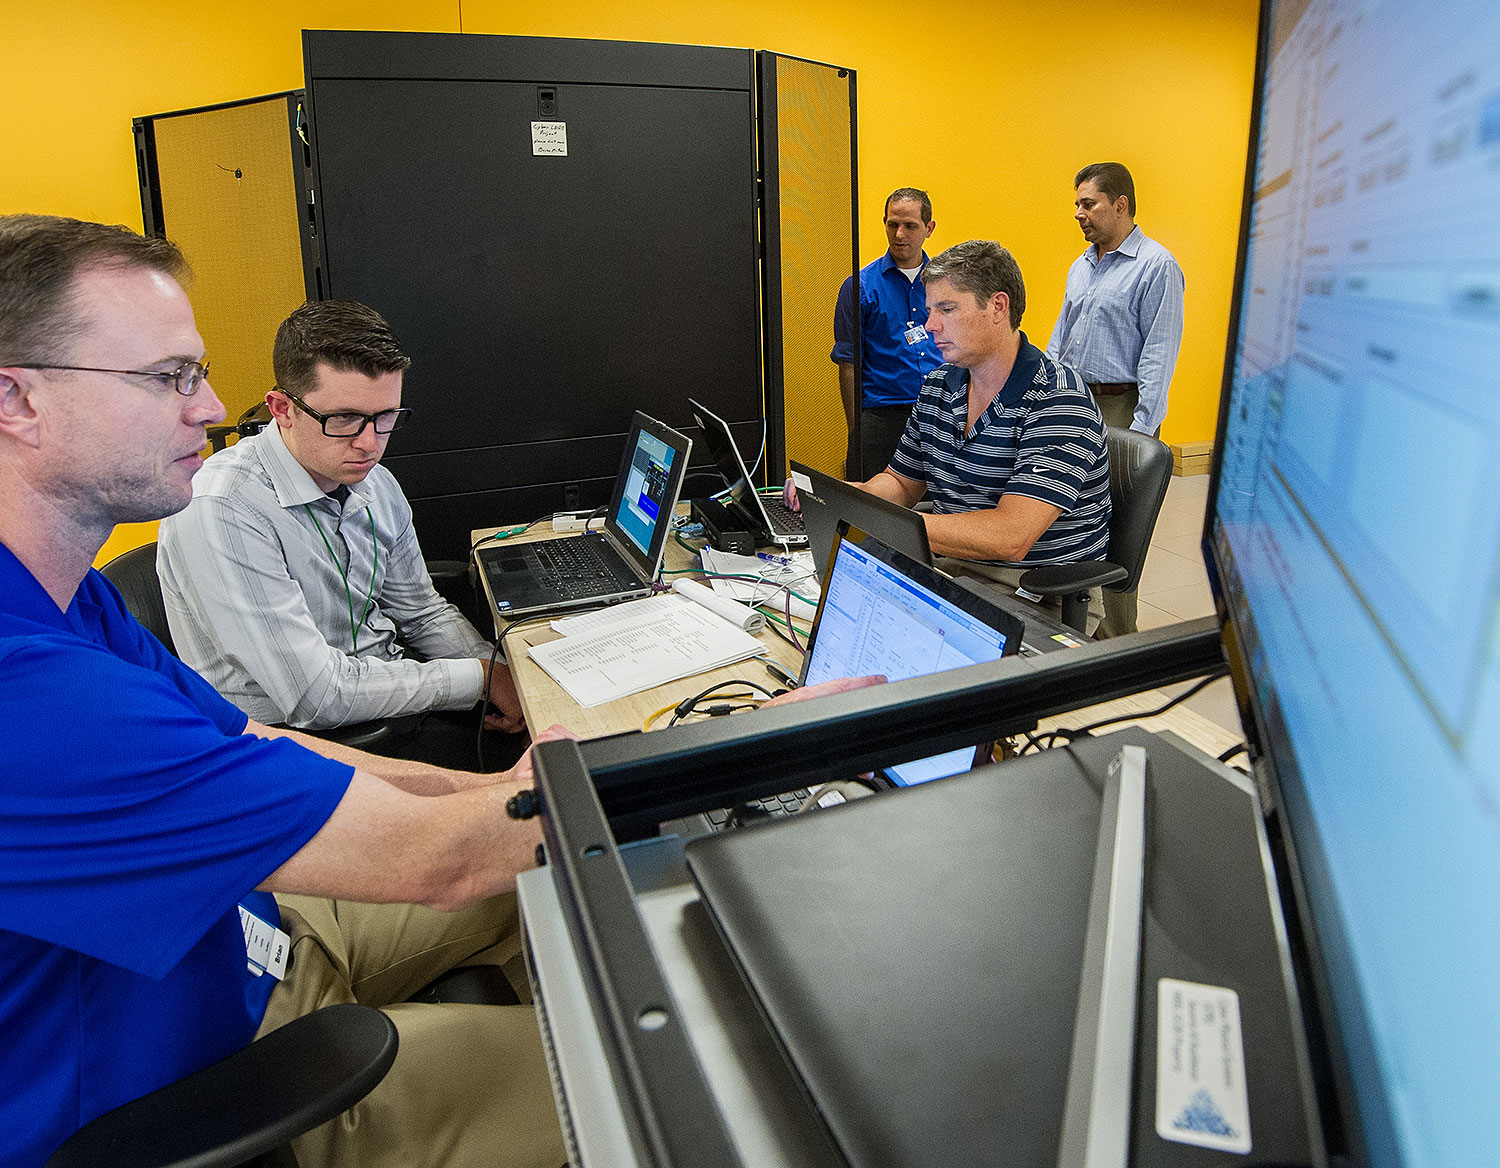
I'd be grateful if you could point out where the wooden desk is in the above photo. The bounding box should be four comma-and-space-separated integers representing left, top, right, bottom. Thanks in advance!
473, 520, 1243, 759
473, 520, 810, 739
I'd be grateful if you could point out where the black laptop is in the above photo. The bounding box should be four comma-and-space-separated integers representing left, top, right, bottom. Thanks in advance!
688, 397, 806, 546
477, 412, 691, 621
787, 460, 931, 580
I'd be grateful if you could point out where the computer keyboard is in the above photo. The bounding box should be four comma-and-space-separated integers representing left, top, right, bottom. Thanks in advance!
533, 538, 636, 598
704, 787, 812, 830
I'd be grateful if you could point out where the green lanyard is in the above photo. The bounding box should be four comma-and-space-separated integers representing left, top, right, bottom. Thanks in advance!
304, 499, 378, 653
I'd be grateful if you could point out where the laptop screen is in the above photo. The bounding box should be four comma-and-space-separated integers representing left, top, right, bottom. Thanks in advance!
801, 529, 1017, 786
688, 397, 770, 532
606, 416, 687, 563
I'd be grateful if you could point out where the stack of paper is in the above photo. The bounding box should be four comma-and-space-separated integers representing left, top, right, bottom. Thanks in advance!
528, 594, 767, 707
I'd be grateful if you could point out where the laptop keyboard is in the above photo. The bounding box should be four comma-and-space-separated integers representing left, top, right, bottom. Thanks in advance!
705, 788, 812, 830
532, 537, 638, 599
762, 496, 805, 534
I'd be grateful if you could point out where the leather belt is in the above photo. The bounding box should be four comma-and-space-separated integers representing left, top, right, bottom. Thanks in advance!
1087, 381, 1137, 397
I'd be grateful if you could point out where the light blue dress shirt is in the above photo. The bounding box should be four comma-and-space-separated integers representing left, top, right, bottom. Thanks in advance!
1047, 226, 1185, 435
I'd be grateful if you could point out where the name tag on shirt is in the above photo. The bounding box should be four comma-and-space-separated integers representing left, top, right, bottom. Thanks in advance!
239, 904, 291, 980
903, 324, 929, 345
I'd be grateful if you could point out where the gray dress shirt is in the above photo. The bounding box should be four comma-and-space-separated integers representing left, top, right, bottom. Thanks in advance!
158, 423, 489, 728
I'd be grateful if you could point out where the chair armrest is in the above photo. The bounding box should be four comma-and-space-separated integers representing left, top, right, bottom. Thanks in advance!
306, 720, 395, 751
45, 1003, 397, 1168
1018, 560, 1129, 597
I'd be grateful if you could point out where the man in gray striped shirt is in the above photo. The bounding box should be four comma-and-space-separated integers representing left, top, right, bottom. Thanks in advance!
857, 240, 1113, 633
159, 301, 526, 769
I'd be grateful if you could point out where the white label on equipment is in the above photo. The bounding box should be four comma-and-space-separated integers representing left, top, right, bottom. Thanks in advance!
1155, 978, 1252, 1154
531, 121, 568, 156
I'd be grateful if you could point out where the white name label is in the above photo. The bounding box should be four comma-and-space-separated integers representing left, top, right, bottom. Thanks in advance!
1155, 978, 1252, 1154
239, 905, 290, 980
531, 121, 568, 156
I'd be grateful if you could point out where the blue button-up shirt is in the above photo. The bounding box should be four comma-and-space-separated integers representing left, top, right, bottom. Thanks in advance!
832, 251, 944, 408
1047, 226, 1185, 435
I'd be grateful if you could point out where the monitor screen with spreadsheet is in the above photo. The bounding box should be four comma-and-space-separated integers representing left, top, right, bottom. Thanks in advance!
1208, 1, 1500, 1164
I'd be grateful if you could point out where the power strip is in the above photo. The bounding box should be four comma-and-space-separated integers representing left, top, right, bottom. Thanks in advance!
551, 513, 604, 533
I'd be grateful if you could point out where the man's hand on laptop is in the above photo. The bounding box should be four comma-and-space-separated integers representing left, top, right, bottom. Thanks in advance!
483, 660, 527, 734
782, 476, 801, 513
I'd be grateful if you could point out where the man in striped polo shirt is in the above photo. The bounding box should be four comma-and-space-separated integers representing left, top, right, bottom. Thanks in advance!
856, 240, 1113, 634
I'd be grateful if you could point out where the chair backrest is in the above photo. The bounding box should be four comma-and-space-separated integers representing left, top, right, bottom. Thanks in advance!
1103, 426, 1174, 593
99, 541, 176, 656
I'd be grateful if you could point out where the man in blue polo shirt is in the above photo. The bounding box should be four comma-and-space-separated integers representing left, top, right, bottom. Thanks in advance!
831, 187, 943, 479
858, 239, 1113, 633
0, 215, 570, 1168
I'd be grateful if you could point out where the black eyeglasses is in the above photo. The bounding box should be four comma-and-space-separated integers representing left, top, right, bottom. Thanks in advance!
14, 360, 210, 397
276, 387, 412, 437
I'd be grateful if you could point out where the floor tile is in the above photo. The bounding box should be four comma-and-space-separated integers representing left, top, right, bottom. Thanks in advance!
1135, 600, 1180, 631
1137, 546, 1207, 596
1155, 531, 1207, 564
1143, 578, 1216, 621
1149, 506, 1209, 542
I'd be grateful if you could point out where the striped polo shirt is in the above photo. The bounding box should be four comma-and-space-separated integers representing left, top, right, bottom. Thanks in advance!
889, 335, 1111, 566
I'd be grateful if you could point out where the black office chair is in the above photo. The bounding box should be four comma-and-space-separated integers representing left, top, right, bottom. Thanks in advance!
44, 1003, 397, 1168
1016, 426, 1174, 635
100, 543, 392, 751
206, 401, 272, 453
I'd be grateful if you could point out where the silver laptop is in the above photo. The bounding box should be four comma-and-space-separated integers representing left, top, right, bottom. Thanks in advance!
688, 397, 807, 546
477, 412, 692, 621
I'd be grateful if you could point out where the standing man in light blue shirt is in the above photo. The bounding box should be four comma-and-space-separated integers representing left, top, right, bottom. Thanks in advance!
1048, 162, 1184, 637
832, 188, 944, 479
1047, 162, 1185, 438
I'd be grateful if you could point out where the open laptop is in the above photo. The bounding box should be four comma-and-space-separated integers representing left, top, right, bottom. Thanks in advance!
687, 397, 806, 546
787, 460, 931, 580
477, 412, 691, 621
790, 460, 1078, 657
798, 523, 1023, 788
675, 526, 1024, 832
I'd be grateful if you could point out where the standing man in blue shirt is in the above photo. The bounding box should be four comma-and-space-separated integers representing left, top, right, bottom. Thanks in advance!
832, 188, 944, 479
1047, 162, 1185, 635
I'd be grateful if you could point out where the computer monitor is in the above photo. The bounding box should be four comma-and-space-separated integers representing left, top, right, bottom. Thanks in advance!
1208, 2, 1500, 1165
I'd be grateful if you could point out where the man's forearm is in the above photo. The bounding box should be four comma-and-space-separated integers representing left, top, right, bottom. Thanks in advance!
923, 496, 1063, 563
858, 469, 925, 507
247, 720, 491, 794
837, 362, 858, 429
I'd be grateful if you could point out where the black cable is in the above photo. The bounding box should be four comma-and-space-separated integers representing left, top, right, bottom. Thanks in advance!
1040, 674, 1223, 747
475, 612, 562, 772
1217, 742, 1248, 763
667, 679, 779, 726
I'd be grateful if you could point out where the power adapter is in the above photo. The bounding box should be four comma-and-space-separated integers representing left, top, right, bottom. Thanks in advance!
690, 497, 756, 555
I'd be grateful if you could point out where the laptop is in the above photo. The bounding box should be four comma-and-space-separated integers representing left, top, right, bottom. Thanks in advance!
790, 460, 1076, 657
477, 412, 691, 621
798, 524, 1023, 788
788, 460, 931, 581
687, 397, 806, 546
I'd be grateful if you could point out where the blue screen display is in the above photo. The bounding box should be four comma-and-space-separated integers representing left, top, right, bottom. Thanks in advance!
614, 429, 676, 557
805, 538, 1009, 786
1213, 3, 1500, 1164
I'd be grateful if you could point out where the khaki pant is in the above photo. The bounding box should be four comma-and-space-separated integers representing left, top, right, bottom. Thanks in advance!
936, 556, 1105, 638
258, 894, 565, 1168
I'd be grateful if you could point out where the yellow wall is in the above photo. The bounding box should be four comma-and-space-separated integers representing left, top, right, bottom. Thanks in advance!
1, 0, 1259, 566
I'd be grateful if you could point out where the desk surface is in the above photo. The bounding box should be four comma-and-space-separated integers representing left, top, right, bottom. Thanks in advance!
474, 519, 1243, 759
474, 519, 808, 740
